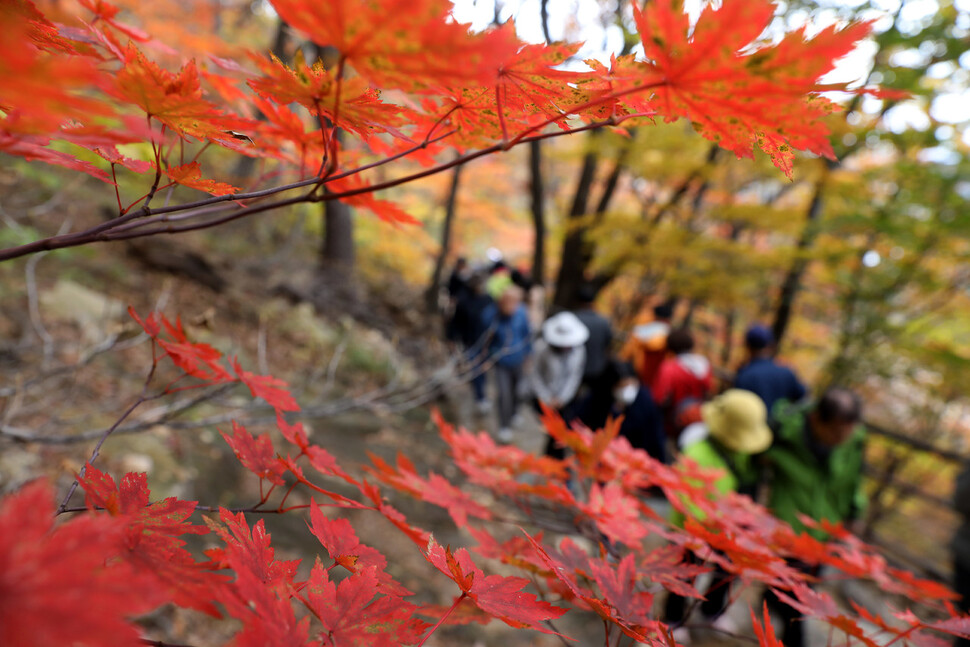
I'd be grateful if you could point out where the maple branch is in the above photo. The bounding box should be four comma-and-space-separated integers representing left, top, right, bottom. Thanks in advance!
56, 356, 161, 514
0, 111, 645, 259
140, 640, 197, 647
416, 592, 467, 647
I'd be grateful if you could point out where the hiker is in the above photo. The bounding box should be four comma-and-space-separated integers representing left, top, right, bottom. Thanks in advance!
762, 388, 867, 647
448, 272, 494, 413
528, 311, 589, 458
652, 328, 713, 440
952, 462, 970, 647
608, 361, 667, 464
570, 284, 615, 426
733, 324, 807, 418
481, 285, 532, 444
620, 302, 673, 388
446, 256, 470, 301
664, 389, 773, 642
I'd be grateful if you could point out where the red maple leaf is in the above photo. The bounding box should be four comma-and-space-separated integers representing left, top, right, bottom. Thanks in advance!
221, 421, 287, 485
523, 531, 658, 643
751, 602, 784, 647
326, 175, 422, 225
424, 536, 566, 634
307, 501, 412, 597
231, 357, 299, 412
367, 451, 492, 528
78, 465, 224, 615
0, 480, 149, 647
206, 509, 301, 587
305, 562, 428, 646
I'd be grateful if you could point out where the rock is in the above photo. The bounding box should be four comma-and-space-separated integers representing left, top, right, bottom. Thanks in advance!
39, 279, 125, 344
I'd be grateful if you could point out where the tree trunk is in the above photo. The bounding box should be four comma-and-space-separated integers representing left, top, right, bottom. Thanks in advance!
321, 191, 355, 275
552, 130, 634, 311
552, 131, 601, 311
425, 165, 463, 312
770, 166, 830, 349
529, 140, 546, 288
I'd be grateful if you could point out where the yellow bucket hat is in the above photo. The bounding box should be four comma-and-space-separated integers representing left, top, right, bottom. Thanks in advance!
700, 389, 772, 454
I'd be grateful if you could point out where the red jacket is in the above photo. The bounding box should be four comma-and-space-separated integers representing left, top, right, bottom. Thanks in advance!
652, 353, 713, 413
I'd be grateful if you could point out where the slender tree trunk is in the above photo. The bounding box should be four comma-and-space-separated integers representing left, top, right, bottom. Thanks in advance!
552, 131, 601, 310
770, 165, 830, 349
425, 165, 463, 312
529, 140, 546, 288
553, 131, 633, 310
321, 189, 355, 272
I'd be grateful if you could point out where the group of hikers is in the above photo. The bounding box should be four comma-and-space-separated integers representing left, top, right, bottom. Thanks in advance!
444, 255, 867, 647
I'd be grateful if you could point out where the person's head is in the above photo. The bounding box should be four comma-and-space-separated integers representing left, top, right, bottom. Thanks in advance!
611, 361, 640, 407
744, 324, 774, 355
809, 387, 862, 448
701, 389, 772, 453
666, 328, 694, 355
653, 302, 674, 322
454, 257, 468, 271
497, 286, 524, 316
467, 271, 487, 294
542, 312, 589, 350
576, 283, 598, 306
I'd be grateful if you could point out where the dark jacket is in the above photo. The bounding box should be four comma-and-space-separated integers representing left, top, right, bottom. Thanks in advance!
611, 387, 667, 463
481, 303, 532, 368
952, 463, 970, 566
765, 401, 867, 540
449, 291, 492, 348
733, 357, 807, 416
573, 308, 613, 380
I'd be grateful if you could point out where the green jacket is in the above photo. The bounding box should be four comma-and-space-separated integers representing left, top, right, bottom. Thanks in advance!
671, 432, 759, 526
765, 402, 867, 540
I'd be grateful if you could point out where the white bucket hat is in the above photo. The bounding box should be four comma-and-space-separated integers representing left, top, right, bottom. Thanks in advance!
542, 312, 590, 348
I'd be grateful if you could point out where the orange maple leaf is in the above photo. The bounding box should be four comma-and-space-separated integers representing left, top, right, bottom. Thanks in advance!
268, 0, 520, 91
625, 0, 873, 177
247, 51, 408, 138
165, 161, 238, 195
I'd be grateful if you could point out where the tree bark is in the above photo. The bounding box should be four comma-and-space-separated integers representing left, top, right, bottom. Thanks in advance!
529, 140, 546, 288
552, 131, 601, 310
552, 130, 632, 311
770, 165, 830, 349
425, 165, 463, 312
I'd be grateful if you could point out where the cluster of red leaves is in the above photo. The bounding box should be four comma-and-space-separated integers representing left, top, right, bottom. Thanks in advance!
3, 309, 968, 647
2, 0, 887, 230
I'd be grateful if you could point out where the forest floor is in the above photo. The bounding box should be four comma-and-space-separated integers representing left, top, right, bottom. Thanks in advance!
0, 170, 950, 646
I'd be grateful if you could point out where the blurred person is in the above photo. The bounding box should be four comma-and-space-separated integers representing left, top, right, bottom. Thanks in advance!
733, 324, 807, 418
481, 285, 533, 444
621, 302, 673, 388
448, 272, 494, 413
762, 388, 867, 647
664, 389, 773, 642
528, 312, 589, 458
652, 328, 713, 440
446, 256, 470, 301
608, 361, 667, 464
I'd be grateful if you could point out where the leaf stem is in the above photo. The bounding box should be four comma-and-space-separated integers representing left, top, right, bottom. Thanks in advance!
416, 592, 467, 647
